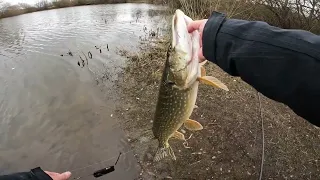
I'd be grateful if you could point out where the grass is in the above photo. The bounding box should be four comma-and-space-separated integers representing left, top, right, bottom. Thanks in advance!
114, 35, 319, 179
1, 0, 318, 178
112, 1, 320, 179
168, 0, 320, 34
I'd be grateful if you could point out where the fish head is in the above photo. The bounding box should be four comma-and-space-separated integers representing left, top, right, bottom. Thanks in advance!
166, 9, 200, 89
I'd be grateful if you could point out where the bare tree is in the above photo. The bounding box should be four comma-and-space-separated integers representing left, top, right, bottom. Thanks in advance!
0, 1, 11, 15
52, 0, 74, 8
18, 3, 32, 9
256, 0, 319, 31
35, 0, 49, 10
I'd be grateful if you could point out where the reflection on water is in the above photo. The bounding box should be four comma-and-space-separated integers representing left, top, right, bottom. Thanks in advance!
0, 3, 167, 179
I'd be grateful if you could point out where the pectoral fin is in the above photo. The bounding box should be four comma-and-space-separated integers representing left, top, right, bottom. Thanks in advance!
201, 66, 206, 77
184, 119, 203, 131
199, 60, 207, 66
173, 131, 185, 140
197, 76, 229, 91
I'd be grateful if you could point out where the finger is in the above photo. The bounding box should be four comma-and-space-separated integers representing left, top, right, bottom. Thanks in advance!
187, 20, 204, 33
58, 171, 72, 180
198, 47, 205, 62
45, 171, 60, 177
45, 171, 72, 180
199, 32, 203, 48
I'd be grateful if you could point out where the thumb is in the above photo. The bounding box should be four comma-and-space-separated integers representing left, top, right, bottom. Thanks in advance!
58, 171, 71, 180
187, 20, 203, 33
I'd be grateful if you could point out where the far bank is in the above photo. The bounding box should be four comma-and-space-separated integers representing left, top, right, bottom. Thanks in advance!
0, 0, 164, 19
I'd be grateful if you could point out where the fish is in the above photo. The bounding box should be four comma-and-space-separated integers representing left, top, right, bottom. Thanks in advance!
152, 9, 229, 162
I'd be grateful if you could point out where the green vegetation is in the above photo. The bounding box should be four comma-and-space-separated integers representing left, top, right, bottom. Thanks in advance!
169, 0, 320, 34
0, 0, 162, 19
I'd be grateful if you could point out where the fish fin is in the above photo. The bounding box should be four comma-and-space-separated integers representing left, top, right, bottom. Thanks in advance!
184, 119, 203, 131
197, 76, 229, 91
199, 60, 207, 66
173, 131, 185, 141
154, 146, 176, 162
200, 66, 206, 77
194, 105, 198, 109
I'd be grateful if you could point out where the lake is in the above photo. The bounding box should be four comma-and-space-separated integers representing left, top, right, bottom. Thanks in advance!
0, 3, 167, 179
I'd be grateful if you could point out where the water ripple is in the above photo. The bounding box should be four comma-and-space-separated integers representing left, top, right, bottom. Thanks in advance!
0, 3, 167, 177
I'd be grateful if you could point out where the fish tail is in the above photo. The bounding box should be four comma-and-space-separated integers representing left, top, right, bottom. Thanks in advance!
153, 145, 176, 162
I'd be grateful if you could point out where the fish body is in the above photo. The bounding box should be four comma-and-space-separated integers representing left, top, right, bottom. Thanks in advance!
152, 9, 228, 162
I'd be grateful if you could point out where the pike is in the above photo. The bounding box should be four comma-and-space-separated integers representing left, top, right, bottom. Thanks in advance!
152, 9, 229, 162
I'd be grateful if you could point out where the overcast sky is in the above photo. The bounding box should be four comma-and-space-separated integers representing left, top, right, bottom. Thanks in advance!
4, 0, 50, 5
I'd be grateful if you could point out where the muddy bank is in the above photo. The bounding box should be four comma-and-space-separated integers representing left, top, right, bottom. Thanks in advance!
114, 36, 320, 179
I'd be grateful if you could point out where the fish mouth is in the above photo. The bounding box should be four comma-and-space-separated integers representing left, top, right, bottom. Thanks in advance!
172, 13, 178, 48
172, 9, 193, 65
169, 9, 200, 88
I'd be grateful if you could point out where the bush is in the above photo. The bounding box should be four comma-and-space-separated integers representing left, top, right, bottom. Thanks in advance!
35, 0, 50, 10
168, 0, 320, 34
52, 0, 73, 8
0, 0, 145, 18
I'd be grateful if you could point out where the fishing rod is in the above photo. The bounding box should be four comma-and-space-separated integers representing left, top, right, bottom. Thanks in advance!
72, 152, 122, 179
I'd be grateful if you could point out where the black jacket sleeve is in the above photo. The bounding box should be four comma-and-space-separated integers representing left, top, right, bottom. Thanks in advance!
0, 167, 52, 180
202, 11, 320, 127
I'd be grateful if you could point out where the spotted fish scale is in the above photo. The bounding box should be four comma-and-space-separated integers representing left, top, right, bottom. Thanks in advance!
152, 61, 199, 160
152, 9, 228, 162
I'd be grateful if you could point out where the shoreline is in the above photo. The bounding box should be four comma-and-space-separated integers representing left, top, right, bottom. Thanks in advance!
0, 0, 162, 19
114, 31, 320, 179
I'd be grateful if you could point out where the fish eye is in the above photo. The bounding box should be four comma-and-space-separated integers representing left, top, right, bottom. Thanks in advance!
167, 81, 175, 86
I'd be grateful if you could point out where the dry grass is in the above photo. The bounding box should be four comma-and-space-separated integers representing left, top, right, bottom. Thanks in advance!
114, 36, 320, 179
112, 3, 320, 178
168, 0, 320, 34
167, 0, 256, 19
98, 0, 319, 179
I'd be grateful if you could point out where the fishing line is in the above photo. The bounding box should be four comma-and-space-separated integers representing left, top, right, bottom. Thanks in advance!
66, 117, 153, 178
257, 92, 265, 180
70, 151, 132, 179
67, 120, 135, 174
60, 33, 182, 178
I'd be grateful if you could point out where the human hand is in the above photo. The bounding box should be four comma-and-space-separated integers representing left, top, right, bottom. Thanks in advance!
187, 19, 208, 62
45, 171, 71, 180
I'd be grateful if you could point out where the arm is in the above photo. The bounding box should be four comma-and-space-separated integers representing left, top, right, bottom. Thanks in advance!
0, 167, 52, 180
0, 167, 71, 180
202, 12, 320, 127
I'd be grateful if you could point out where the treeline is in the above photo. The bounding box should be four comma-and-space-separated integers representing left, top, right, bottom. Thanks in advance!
169, 0, 320, 34
52, 0, 128, 8
0, 0, 161, 19
1, 0, 318, 34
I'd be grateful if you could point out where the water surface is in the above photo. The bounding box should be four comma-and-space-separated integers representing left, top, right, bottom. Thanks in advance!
0, 3, 167, 179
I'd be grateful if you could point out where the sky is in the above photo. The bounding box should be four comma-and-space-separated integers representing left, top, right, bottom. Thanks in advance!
3, 0, 51, 5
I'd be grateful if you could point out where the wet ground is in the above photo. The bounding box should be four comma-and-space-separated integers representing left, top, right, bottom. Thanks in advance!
115, 34, 320, 179
0, 3, 167, 179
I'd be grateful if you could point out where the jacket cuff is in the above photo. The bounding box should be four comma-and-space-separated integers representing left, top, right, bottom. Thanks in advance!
31, 167, 52, 180
202, 11, 226, 63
